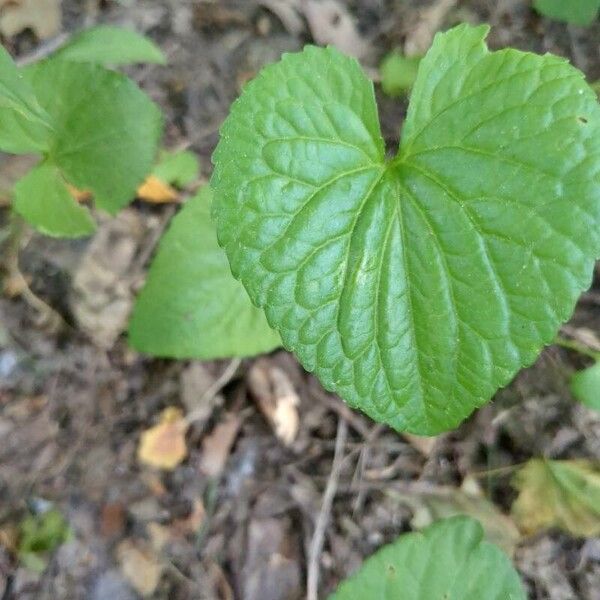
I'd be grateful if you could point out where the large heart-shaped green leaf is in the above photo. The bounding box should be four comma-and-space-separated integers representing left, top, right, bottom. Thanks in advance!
329, 516, 525, 599
212, 25, 600, 435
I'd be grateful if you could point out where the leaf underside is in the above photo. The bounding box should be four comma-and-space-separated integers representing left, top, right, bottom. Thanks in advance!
129, 187, 280, 359
211, 25, 600, 435
328, 516, 525, 599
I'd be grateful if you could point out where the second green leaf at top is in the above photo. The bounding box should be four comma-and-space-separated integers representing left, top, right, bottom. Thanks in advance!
329, 516, 525, 599
212, 24, 600, 435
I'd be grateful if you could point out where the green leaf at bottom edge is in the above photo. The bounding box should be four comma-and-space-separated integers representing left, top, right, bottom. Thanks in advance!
328, 516, 525, 600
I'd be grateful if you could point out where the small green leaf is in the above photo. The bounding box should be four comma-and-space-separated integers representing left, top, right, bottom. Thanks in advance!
13, 163, 96, 238
329, 516, 525, 599
571, 362, 600, 411
18, 508, 72, 573
153, 150, 200, 187
212, 26, 600, 434
129, 186, 280, 359
53, 25, 166, 66
534, 0, 600, 25
0, 45, 53, 152
512, 459, 600, 536
380, 51, 421, 97
22, 60, 162, 213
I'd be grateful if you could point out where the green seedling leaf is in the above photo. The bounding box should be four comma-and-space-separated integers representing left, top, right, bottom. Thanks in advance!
53, 25, 166, 66
18, 508, 72, 573
329, 516, 525, 599
0, 45, 53, 152
13, 162, 96, 238
129, 187, 280, 359
153, 150, 200, 188
534, 0, 600, 26
212, 25, 600, 435
380, 51, 421, 97
512, 459, 600, 536
20, 59, 162, 213
571, 362, 600, 410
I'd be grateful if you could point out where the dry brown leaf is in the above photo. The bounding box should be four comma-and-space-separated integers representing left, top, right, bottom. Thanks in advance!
200, 414, 241, 478
137, 175, 179, 204
100, 502, 126, 538
247, 359, 299, 446
259, 0, 304, 35
404, 0, 457, 56
302, 0, 370, 60
70, 210, 144, 348
172, 499, 206, 537
0, 524, 18, 553
180, 361, 224, 429
241, 516, 303, 600
116, 539, 163, 597
138, 407, 188, 470
0, 0, 61, 40
146, 522, 171, 553
66, 184, 92, 203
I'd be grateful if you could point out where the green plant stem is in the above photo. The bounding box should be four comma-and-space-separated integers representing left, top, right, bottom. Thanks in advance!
554, 336, 600, 361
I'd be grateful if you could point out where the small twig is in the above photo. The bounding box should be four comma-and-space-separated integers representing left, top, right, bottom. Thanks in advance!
307, 417, 348, 600
310, 384, 371, 437
560, 325, 600, 352
554, 335, 600, 361
468, 462, 526, 479
132, 205, 178, 273
1, 215, 66, 331
183, 358, 242, 427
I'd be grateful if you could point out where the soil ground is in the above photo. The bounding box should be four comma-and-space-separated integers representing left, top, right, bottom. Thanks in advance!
1, 1, 600, 599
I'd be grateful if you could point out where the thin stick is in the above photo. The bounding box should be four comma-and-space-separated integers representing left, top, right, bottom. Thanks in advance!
307, 417, 348, 600
183, 358, 242, 427
554, 336, 600, 361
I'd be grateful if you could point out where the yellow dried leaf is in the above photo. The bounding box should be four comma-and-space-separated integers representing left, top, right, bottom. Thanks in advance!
66, 184, 92, 203
117, 540, 163, 597
137, 175, 178, 204
512, 459, 600, 537
138, 407, 188, 470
